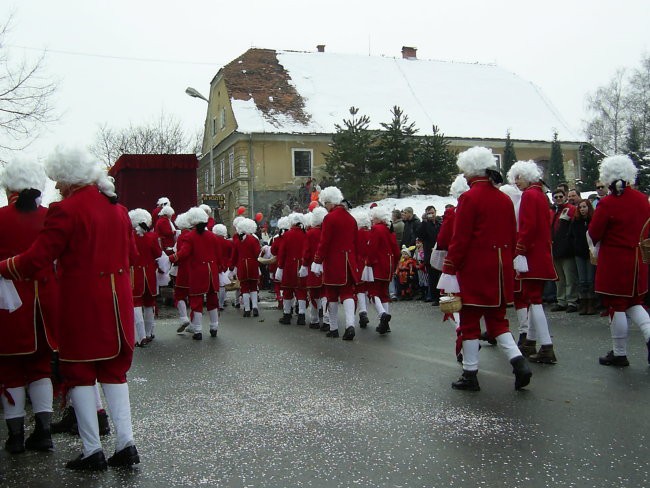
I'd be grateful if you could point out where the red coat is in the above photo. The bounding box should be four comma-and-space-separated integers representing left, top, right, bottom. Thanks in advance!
131, 231, 163, 297
515, 183, 557, 281
589, 188, 650, 297
357, 227, 372, 266
215, 235, 232, 273
278, 226, 307, 288
174, 230, 191, 288
314, 205, 360, 286
436, 206, 456, 250
442, 177, 517, 307
232, 234, 261, 281
0, 201, 58, 355
302, 226, 323, 288
367, 223, 400, 281
206, 216, 215, 232
269, 233, 284, 276
152, 206, 161, 226
155, 216, 176, 251
170, 229, 220, 295
0, 186, 136, 362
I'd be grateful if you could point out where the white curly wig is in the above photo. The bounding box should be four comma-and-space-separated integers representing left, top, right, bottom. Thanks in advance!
303, 212, 313, 228
351, 208, 371, 229
199, 204, 212, 216
213, 223, 227, 237
456, 146, 497, 178
160, 205, 175, 217
449, 174, 469, 199
174, 212, 190, 230
237, 217, 257, 235
277, 216, 290, 230
128, 208, 153, 235
157, 197, 170, 206
310, 207, 328, 227
187, 207, 209, 227
507, 160, 543, 185
370, 206, 391, 225
1, 158, 47, 193
319, 186, 344, 205
45, 147, 116, 200
288, 212, 305, 227
599, 155, 638, 186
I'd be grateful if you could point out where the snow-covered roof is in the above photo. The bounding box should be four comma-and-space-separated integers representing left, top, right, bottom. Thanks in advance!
223, 49, 579, 143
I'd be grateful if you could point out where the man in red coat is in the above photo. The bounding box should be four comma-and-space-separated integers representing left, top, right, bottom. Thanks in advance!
155, 205, 176, 255
352, 209, 373, 328
151, 196, 170, 226
0, 149, 140, 470
213, 223, 233, 311
231, 218, 262, 317
302, 207, 327, 329
312, 187, 360, 340
508, 160, 559, 363
439, 147, 532, 391
0, 159, 58, 454
588, 155, 650, 367
276, 213, 308, 324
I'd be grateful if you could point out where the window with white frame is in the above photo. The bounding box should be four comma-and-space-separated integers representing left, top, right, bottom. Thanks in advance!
228, 151, 234, 179
220, 158, 225, 185
292, 149, 312, 177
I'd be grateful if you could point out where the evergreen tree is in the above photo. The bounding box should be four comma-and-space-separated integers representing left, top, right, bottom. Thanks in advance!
578, 143, 601, 190
323, 107, 377, 204
375, 106, 418, 198
415, 125, 457, 195
501, 131, 517, 179
547, 131, 566, 190
626, 122, 650, 193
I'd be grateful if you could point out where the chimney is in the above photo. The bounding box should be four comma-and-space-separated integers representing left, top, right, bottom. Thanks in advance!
317, 44, 325, 53
401, 46, 417, 59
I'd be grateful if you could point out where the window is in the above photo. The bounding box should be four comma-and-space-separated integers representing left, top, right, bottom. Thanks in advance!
228, 151, 234, 180
220, 158, 225, 185
493, 154, 502, 172
204, 169, 209, 192
212, 117, 217, 136
210, 161, 215, 190
292, 149, 312, 177
220, 108, 226, 130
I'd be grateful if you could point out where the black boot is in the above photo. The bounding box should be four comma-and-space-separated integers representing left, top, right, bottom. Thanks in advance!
325, 329, 339, 338
51, 406, 77, 434
510, 356, 532, 390
451, 370, 480, 391
107, 444, 140, 467
252, 308, 259, 317
25, 412, 53, 451
376, 313, 392, 334
296, 313, 306, 325
279, 313, 292, 325
243, 310, 251, 318
529, 344, 557, 364
4, 418, 25, 454
97, 409, 111, 436
359, 312, 369, 328
342, 326, 356, 341
598, 350, 630, 367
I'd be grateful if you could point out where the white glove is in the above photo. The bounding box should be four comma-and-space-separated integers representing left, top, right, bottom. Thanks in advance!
219, 271, 231, 287
310, 262, 323, 275
0, 277, 22, 312
361, 266, 375, 282
156, 253, 171, 274
298, 265, 308, 278
513, 255, 529, 273
437, 273, 460, 293
275, 268, 284, 281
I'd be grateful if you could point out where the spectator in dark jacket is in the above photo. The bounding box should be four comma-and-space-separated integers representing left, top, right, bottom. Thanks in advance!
390, 209, 405, 299
417, 205, 441, 303
569, 199, 596, 315
551, 189, 579, 312
401, 207, 420, 248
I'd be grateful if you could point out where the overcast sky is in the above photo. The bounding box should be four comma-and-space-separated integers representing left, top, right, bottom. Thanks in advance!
3, 0, 649, 163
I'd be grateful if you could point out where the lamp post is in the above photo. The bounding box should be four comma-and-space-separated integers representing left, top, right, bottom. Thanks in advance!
185, 86, 213, 198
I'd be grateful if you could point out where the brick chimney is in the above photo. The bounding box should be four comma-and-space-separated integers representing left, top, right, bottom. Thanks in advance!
317, 44, 326, 53
401, 46, 417, 59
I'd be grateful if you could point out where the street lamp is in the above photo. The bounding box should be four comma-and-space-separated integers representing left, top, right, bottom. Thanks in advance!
185, 86, 213, 198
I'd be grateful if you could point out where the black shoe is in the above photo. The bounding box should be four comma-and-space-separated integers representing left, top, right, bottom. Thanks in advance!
279, 313, 292, 325
359, 312, 369, 328
107, 445, 140, 468
376, 313, 392, 334
235, 303, 241, 309
598, 350, 630, 367
210, 329, 218, 338
297, 313, 306, 325
176, 321, 190, 334
25, 412, 53, 451
479, 331, 497, 346
566, 304, 578, 313
326, 330, 339, 338
342, 326, 355, 341
510, 356, 532, 390
97, 410, 110, 436
451, 370, 480, 391
66, 451, 108, 471
320, 322, 329, 332
192, 332, 203, 341
550, 304, 567, 312
253, 308, 259, 317
51, 406, 76, 434
243, 310, 251, 317
309, 322, 320, 329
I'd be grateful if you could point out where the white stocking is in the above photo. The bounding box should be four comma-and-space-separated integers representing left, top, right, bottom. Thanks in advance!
461, 339, 480, 371
610, 311, 628, 356
2, 387, 25, 419
27, 378, 53, 413
102, 383, 135, 452
328, 301, 339, 331
133, 307, 146, 343
143, 306, 155, 338
70, 386, 102, 457
343, 298, 356, 327
496, 333, 521, 361
357, 293, 367, 313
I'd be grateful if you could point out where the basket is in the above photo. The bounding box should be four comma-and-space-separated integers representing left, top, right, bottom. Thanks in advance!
641, 219, 650, 264
439, 294, 462, 314
224, 279, 240, 292
258, 256, 277, 265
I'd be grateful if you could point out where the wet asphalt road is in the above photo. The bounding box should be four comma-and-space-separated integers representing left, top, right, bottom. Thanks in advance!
1, 293, 649, 488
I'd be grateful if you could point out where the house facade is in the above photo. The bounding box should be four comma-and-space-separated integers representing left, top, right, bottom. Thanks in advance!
196, 47, 584, 228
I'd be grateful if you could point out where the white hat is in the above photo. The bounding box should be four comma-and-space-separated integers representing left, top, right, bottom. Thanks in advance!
187, 207, 209, 227
199, 204, 212, 216
1, 158, 47, 193
213, 223, 227, 237
449, 174, 469, 199
310, 207, 327, 227
507, 160, 543, 185
599, 155, 637, 186
157, 197, 170, 206
160, 205, 175, 217
319, 186, 344, 205
288, 212, 305, 227
369, 206, 391, 225
175, 212, 190, 230
351, 208, 371, 229
237, 217, 257, 235
456, 146, 497, 178
128, 208, 153, 235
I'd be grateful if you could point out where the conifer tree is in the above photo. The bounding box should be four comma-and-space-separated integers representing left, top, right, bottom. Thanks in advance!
323, 107, 376, 204
578, 143, 601, 190
547, 131, 566, 190
626, 122, 650, 193
375, 106, 418, 198
415, 125, 457, 195
502, 131, 517, 179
